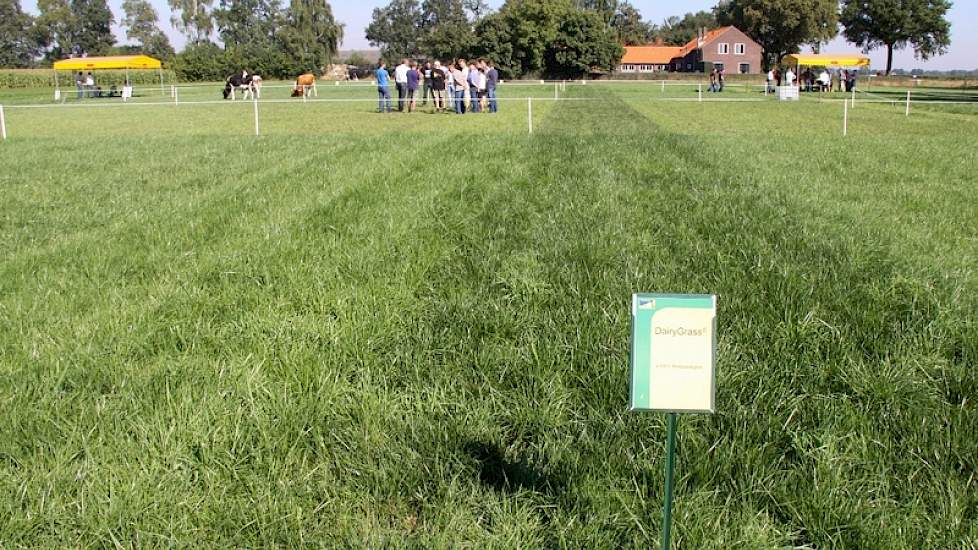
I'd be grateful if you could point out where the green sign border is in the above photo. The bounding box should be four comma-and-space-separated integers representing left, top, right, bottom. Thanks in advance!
629, 293, 717, 414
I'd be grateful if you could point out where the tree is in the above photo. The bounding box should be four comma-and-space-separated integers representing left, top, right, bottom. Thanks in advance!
279, 0, 343, 75
421, 0, 474, 61
36, 0, 78, 59
169, 0, 214, 44
462, 0, 489, 20
840, 0, 951, 75
214, 0, 285, 74
715, 0, 837, 65
71, 0, 115, 55
612, 1, 654, 45
496, 0, 574, 76
547, 8, 623, 76
656, 10, 716, 45
366, 0, 423, 62
576, 0, 618, 25
0, 0, 42, 67
472, 12, 516, 76
121, 0, 174, 59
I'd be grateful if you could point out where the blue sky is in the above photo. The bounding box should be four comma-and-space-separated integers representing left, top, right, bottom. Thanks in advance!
19, 0, 977, 70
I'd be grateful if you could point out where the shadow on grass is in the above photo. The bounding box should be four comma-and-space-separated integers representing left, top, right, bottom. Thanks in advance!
465, 441, 564, 496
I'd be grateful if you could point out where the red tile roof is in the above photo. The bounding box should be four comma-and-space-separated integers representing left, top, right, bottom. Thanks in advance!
680, 26, 735, 55
621, 46, 684, 64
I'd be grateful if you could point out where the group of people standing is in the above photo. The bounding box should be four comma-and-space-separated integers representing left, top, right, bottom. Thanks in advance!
707, 67, 726, 92
766, 68, 859, 93
375, 59, 500, 114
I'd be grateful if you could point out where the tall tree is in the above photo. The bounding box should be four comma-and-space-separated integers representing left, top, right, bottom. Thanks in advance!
547, 8, 623, 76
0, 0, 42, 67
462, 0, 489, 20
496, 0, 574, 76
169, 0, 214, 44
656, 10, 717, 45
576, 0, 618, 25
36, 0, 77, 59
840, 0, 952, 75
279, 0, 343, 75
121, 0, 174, 58
214, 0, 284, 73
611, 1, 654, 45
421, 0, 474, 60
71, 0, 114, 55
472, 11, 515, 75
365, 0, 423, 62
715, 0, 838, 65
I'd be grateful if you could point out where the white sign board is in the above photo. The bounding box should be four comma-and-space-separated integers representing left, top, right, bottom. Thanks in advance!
629, 294, 717, 413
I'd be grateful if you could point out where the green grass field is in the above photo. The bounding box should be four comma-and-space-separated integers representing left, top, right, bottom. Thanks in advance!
0, 82, 975, 548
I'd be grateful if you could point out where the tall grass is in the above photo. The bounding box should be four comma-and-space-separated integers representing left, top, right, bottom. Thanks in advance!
0, 83, 974, 547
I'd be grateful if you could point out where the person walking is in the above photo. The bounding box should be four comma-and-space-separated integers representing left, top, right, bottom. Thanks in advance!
376, 62, 392, 113
407, 62, 420, 112
422, 61, 433, 106
75, 72, 84, 99
766, 68, 775, 94
394, 59, 409, 112
708, 68, 718, 92
486, 60, 499, 113
432, 61, 447, 112
718, 68, 725, 92
785, 68, 796, 87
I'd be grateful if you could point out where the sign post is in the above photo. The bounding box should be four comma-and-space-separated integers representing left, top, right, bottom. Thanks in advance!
630, 293, 717, 550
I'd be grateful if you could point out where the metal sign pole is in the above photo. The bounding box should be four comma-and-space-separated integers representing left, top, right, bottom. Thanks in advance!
661, 412, 678, 550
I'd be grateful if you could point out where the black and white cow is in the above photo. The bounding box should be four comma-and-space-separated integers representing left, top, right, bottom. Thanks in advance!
223, 71, 259, 100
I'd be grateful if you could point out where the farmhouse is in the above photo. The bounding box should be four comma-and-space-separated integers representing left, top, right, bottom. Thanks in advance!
618, 45, 683, 74
619, 26, 763, 75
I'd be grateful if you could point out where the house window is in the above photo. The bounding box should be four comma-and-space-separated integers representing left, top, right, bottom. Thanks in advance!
739, 63, 750, 74
714, 62, 724, 72
735, 43, 745, 55
718, 43, 730, 55
639, 64, 655, 72
620, 64, 635, 72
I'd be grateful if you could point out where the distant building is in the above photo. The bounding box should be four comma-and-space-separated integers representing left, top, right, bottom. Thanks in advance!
618, 45, 683, 74
619, 27, 763, 75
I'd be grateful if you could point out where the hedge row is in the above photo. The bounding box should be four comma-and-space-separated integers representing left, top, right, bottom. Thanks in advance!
0, 69, 177, 89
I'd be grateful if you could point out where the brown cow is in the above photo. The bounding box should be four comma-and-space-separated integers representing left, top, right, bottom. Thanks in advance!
292, 73, 317, 98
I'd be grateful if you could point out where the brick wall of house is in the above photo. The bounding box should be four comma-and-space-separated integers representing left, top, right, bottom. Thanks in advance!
700, 27, 763, 74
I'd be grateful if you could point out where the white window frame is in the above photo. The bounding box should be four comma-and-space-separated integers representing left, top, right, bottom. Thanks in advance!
734, 43, 745, 55
739, 63, 750, 74
639, 64, 655, 73
718, 43, 730, 55
620, 64, 635, 72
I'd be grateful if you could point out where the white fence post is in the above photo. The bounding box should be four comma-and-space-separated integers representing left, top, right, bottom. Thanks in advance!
175, 87, 179, 106
528, 97, 533, 135
843, 97, 848, 137
0, 105, 6, 141
851, 89, 855, 109
661, 80, 665, 93
698, 83, 702, 103
554, 82, 558, 100
905, 90, 911, 117
253, 97, 260, 136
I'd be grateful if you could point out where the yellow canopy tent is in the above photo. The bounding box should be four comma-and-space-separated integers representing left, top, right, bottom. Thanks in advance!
52, 55, 165, 98
784, 53, 870, 69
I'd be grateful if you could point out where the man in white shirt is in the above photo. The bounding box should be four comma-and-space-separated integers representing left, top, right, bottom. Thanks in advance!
766, 69, 775, 93
785, 68, 796, 87
818, 70, 830, 91
394, 59, 410, 112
